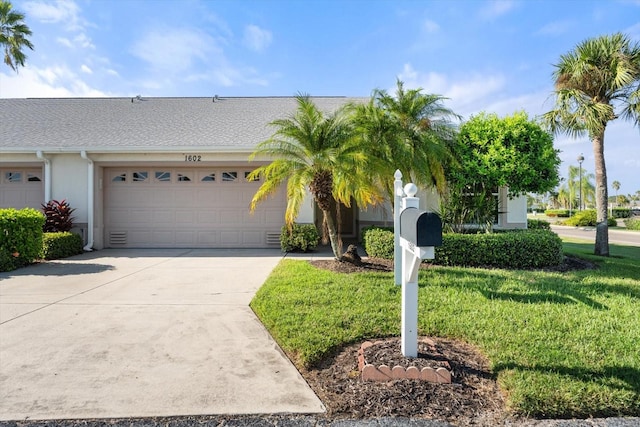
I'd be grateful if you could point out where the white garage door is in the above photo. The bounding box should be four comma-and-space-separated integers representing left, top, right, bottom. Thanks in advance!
0, 168, 44, 210
104, 167, 285, 248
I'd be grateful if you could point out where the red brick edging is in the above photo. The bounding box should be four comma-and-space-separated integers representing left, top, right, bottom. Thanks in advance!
358, 340, 452, 383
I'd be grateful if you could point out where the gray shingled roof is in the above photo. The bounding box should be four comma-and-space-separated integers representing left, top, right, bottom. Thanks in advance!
0, 96, 366, 152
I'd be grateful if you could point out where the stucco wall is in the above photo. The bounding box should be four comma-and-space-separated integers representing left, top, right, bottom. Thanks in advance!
49, 154, 89, 223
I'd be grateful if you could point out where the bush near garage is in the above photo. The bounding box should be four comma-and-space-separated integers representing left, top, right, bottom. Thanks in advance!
42, 232, 84, 260
0, 208, 45, 272
625, 217, 640, 231
527, 218, 551, 230
544, 209, 571, 217
361, 225, 394, 259
362, 226, 563, 269
565, 210, 617, 227
280, 223, 320, 252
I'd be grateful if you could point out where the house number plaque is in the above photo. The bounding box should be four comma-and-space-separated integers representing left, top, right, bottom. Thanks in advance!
184, 155, 202, 162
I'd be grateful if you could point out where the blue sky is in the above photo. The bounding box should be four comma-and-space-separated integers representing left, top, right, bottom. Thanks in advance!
1, 0, 639, 196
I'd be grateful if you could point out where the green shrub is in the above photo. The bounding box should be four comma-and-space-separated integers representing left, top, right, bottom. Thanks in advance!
544, 209, 570, 218
435, 230, 563, 268
625, 217, 640, 231
611, 208, 631, 219
280, 223, 319, 252
362, 226, 394, 259
527, 218, 551, 230
42, 232, 84, 260
0, 208, 45, 272
565, 210, 617, 227
361, 226, 563, 269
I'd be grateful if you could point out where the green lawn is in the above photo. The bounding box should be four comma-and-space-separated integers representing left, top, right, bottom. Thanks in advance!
250, 241, 640, 419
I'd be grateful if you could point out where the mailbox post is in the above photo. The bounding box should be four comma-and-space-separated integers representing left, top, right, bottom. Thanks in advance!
398, 183, 442, 357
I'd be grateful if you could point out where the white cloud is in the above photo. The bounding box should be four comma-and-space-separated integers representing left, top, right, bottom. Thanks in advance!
0, 65, 108, 98
397, 63, 506, 117
130, 28, 216, 74
625, 22, 640, 40
479, 0, 515, 20
243, 25, 273, 52
80, 64, 92, 74
535, 20, 572, 36
423, 19, 439, 33
23, 0, 83, 31
56, 37, 73, 48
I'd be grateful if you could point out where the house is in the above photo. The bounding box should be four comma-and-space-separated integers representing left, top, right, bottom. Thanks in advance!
0, 96, 527, 250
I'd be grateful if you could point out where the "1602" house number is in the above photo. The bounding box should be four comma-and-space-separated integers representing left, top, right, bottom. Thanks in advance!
184, 155, 202, 162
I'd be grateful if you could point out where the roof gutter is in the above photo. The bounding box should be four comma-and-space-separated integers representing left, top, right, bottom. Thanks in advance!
35, 150, 51, 203
80, 150, 94, 252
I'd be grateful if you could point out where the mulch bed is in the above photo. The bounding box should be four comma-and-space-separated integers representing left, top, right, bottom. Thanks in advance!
300, 336, 507, 425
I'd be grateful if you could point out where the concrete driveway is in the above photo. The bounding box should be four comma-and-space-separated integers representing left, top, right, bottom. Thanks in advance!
0, 249, 324, 420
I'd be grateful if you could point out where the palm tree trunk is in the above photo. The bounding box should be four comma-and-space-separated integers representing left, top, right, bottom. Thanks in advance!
321, 208, 343, 260
592, 131, 609, 256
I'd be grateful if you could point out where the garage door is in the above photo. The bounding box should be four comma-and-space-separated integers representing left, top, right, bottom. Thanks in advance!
104, 167, 285, 248
0, 168, 44, 210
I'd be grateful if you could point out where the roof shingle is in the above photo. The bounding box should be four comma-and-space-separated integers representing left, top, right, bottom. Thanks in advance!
0, 96, 365, 152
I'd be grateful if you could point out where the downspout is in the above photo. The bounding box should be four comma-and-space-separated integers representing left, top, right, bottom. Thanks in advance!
35, 150, 51, 203
80, 151, 94, 251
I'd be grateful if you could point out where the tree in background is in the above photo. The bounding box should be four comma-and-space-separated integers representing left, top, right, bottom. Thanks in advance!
248, 95, 383, 260
612, 180, 621, 206
0, 0, 33, 72
443, 111, 560, 232
352, 79, 460, 201
543, 33, 640, 256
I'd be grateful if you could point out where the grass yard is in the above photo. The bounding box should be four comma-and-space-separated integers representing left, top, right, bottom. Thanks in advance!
250, 241, 640, 419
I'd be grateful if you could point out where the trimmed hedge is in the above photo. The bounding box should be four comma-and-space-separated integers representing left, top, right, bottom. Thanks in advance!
362, 227, 563, 269
611, 208, 631, 219
544, 209, 570, 218
280, 223, 319, 252
527, 218, 551, 230
625, 217, 640, 231
0, 208, 45, 272
42, 232, 84, 260
435, 230, 563, 268
362, 226, 394, 259
565, 210, 617, 227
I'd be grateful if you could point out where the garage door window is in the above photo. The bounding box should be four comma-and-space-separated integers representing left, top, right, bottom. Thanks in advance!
177, 172, 192, 182
27, 173, 41, 182
201, 172, 215, 182
112, 173, 126, 182
222, 171, 237, 182
133, 172, 148, 182
5, 172, 21, 183
244, 171, 260, 182
155, 171, 171, 182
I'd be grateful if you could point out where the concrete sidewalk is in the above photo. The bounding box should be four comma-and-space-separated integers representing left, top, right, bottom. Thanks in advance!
0, 249, 324, 421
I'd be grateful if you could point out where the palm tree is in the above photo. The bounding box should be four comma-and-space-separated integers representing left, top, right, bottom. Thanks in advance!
353, 79, 460, 201
249, 95, 383, 260
612, 180, 621, 206
0, 0, 34, 72
543, 33, 640, 256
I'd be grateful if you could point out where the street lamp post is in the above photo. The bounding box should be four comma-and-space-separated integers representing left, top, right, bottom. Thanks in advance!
577, 154, 584, 211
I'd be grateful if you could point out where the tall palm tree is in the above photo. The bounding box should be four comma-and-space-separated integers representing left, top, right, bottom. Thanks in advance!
249, 95, 383, 260
353, 79, 460, 201
543, 33, 640, 256
0, 0, 34, 72
612, 180, 621, 206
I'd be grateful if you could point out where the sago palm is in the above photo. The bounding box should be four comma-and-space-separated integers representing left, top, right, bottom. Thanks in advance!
543, 33, 640, 256
249, 95, 383, 260
0, 0, 34, 72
